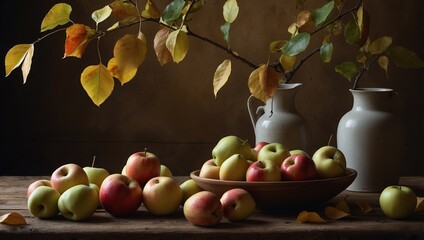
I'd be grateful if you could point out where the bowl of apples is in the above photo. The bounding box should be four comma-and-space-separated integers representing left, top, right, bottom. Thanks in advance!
190, 136, 357, 211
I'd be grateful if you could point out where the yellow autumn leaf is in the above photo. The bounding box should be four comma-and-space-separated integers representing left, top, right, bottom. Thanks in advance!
113, 33, 147, 77
92, 5, 112, 25
21, 44, 34, 84
64, 24, 95, 58
279, 54, 296, 73
259, 64, 281, 98
107, 57, 137, 85
356, 200, 373, 213
154, 28, 173, 66
141, 0, 161, 19
296, 210, 326, 223
415, 197, 423, 212
378, 55, 389, 79
223, 0, 239, 23
109, 0, 138, 21
5, 44, 33, 79
325, 206, 350, 220
80, 64, 114, 106
213, 59, 232, 98
0, 212, 27, 226
166, 29, 189, 64
369, 36, 392, 55
335, 196, 350, 214
248, 65, 266, 103
41, 3, 72, 32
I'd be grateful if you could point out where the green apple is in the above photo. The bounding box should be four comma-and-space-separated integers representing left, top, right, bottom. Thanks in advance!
290, 149, 310, 158
180, 179, 203, 204
83, 166, 110, 188
220, 188, 256, 222
379, 185, 417, 219
199, 159, 220, 179
27, 186, 60, 219
142, 176, 183, 216
58, 184, 99, 221
160, 164, 173, 177
257, 142, 290, 166
212, 135, 252, 166
219, 154, 250, 181
312, 146, 347, 178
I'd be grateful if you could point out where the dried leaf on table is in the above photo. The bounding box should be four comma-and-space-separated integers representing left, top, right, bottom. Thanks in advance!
325, 206, 350, 220
356, 200, 373, 213
335, 196, 350, 214
416, 197, 424, 212
0, 212, 27, 226
296, 210, 326, 223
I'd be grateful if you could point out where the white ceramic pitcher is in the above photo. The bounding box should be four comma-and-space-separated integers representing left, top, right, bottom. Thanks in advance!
247, 83, 311, 152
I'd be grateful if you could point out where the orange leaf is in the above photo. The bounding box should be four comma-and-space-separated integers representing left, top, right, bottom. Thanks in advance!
325, 206, 350, 220
296, 210, 326, 223
109, 0, 138, 21
258, 64, 281, 98
356, 200, 372, 213
64, 24, 95, 58
248, 65, 266, 103
0, 212, 27, 225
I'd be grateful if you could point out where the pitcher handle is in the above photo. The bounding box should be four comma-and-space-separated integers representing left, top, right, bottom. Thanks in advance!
247, 95, 265, 130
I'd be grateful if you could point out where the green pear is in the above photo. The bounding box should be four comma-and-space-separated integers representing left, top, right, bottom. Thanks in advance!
212, 136, 252, 166
219, 154, 250, 181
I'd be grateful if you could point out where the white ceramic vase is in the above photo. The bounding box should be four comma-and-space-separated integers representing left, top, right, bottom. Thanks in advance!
337, 88, 403, 192
247, 83, 311, 152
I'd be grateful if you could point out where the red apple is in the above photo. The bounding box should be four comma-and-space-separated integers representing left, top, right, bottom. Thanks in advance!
183, 191, 223, 227
125, 150, 161, 186
27, 179, 52, 198
199, 159, 220, 179
246, 160, 281, 182
99, 174, 143, 217
280, 154, 318, 181
254, 142, 269, 151
50, 163, 89, 194
220, 188, 256, 222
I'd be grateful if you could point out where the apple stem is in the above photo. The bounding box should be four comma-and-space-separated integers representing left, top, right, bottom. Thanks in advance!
327, 134, 333, 146
91, 156, 96, 167
243, 139, 249, 145
144, 148, 148, 156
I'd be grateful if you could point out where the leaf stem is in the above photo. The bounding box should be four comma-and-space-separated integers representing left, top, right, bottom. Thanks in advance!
34, 28, 67, 44
352, 51, 384, 89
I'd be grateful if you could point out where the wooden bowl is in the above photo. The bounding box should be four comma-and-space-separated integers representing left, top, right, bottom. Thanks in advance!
190, 168, 357, 211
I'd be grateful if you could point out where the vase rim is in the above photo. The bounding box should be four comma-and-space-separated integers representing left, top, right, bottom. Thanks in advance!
277, 83, 303, 89
349, 87, 394, 93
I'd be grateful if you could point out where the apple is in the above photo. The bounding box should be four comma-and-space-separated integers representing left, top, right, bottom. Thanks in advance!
125, 150, 161, 186
99, 174, 143, 217
257, 142, 290, 166
250, 149, 259, 161
289, 149, 310, 158
220, 188, 256, 222
58, 184, 99, 221
83, 165, 110, 188
183, 191, 223, 227
27, 186, 60, 219
180, 179, 203, 204
143, 176, 183, 216
160, 164, 173, 177
312, 146, 347, 179
219, 154, 250, 181
27, 179, 51, 198
199, 159, 220, 179
280, 154, 318, 181
50, 163, 89, 194
121, 165, 127, 175
379, 185, 417, 219
246, 160, 281, 182
254, 141, 269, 151
212, 135, 252, 166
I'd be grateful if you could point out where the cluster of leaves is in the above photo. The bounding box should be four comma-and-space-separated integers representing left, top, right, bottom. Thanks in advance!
4, 0, 424, 106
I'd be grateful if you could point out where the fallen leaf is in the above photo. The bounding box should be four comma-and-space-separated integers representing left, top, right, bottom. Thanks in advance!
0, 212, 27, 225
325, 206, 350, 220
296, 210, 326, 223
335, 196, 350, 214
356, 200, 372, 213
416, 197, 424, 212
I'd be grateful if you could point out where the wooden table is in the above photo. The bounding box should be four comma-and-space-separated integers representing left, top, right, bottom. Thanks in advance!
0, 176, 423, 240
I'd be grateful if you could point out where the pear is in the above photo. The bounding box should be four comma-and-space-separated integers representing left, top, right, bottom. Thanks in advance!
212, 135, 251, 166
219, 154, 250, 181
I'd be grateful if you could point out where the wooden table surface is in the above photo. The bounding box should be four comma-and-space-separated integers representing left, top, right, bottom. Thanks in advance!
0, 176, 423, 240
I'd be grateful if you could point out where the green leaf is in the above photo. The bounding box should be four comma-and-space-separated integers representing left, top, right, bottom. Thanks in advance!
311, 0, 334, 26
269, 40, 286, 53
281, 32, 310, 56
92, 5, 112, 26
223, 0, 239, 23
162, 0, 186, 23
320, 42, 333, 63
220, 22, 231, 46
335, 62, 358, 81
344, 19, 360, 44
388, 46, 424, 69
369, 36, 392, 55
41, 3, 72, 32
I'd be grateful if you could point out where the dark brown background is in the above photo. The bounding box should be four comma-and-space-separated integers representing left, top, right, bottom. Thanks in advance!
1, 0, 423, 177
